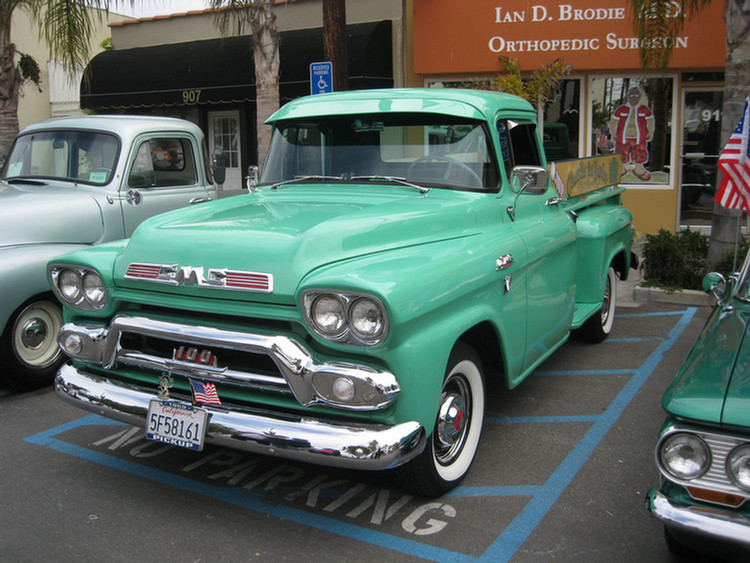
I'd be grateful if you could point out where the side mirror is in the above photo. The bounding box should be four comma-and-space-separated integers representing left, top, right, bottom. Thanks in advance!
510, 165, 549, 195
212, 147, 227, 186
702, 272, 726, 300
246, 165, 259, 192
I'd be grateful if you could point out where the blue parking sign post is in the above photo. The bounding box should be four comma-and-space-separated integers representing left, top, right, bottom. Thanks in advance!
310, 62, 333, 95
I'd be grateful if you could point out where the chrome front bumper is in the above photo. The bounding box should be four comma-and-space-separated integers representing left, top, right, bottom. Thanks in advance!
646, 488, 750, 548
55, 363, 426, 470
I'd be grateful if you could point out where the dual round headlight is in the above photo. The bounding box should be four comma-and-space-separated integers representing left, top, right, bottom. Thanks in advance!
50, 266, 108, 311
659, 432, 711, 480
728, 445, 750, 491
303, 291, 388, 346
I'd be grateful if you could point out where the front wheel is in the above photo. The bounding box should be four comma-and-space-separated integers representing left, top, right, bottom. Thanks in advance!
0, 298, 65, 390
392, 342, 485, 496
575, 266, 617, 343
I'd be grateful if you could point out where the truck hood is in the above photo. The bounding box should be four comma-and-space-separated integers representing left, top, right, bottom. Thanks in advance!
113, 185, 482, 300
662, 305, 750, 428
0, 182, 104, 247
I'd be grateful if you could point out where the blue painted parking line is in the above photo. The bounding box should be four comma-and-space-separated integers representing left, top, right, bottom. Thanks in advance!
24, 307, 698, 563
478, 307, 697, 562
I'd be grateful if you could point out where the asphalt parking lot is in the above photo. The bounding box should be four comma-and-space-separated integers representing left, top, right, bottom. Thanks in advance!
0, 295, 719, 563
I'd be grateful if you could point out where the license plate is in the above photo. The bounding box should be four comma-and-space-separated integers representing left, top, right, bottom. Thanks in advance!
146, 400, 208, 451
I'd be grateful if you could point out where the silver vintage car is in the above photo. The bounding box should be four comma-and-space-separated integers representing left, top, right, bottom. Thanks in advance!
0, 115, 221, 389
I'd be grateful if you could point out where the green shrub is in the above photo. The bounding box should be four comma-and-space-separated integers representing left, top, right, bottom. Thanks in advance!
642, 229, 708, 290
643, 229, 749, 290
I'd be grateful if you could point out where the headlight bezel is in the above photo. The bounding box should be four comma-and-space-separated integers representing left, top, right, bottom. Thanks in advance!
302, 290, 389, 346
49, 265, 108, 311
658, 431, 711, 481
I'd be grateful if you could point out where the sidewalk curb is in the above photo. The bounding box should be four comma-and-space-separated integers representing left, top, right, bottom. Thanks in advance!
632, 285, 715, 307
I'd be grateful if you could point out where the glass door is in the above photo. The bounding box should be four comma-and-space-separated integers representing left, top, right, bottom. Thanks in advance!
679, 89, 723, 227
208, 110, 242, 191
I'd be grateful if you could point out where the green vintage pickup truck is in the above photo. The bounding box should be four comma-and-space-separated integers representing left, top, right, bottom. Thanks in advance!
49, 89, 635, 495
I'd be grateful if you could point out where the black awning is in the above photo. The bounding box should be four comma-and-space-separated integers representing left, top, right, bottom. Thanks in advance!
81, 20, 393, 110
81, 36, 256, 109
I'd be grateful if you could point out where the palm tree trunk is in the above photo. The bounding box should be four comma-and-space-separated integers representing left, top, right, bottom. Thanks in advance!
707, 1, 750, 268
250, 1, 279, 168
0, 29, 21, 163
323, 0, 348, 91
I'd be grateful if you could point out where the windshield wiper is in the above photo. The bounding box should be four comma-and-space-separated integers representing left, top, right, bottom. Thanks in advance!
350, 175, 430, 194
5, 177, 47, 186
269, 175, 344, 189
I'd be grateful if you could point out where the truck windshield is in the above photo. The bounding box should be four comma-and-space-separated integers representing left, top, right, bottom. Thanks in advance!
2, 130, 119, 185
261, 113, 499, 191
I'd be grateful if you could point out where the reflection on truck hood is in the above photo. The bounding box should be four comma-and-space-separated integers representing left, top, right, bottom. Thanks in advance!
114, 185, 482, 298
0, 182, 104, 247
662, 305, 750, 428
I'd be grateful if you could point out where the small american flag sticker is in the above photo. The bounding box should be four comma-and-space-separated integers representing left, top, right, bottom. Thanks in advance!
189, 379, 222, 406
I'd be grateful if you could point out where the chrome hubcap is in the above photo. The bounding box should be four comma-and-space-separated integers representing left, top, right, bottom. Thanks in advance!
21, 318, 48, 350
435, 376, 471, 464
12, 302, 63, 368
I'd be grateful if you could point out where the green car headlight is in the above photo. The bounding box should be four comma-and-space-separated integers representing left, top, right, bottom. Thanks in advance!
50, 265, 108, 311
302, 290, 388, 346
349, 297, 386, 341
727, 444, 750, 491
659, 432, 711, 480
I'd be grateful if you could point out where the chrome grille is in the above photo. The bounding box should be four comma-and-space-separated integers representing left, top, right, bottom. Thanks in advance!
113, 319, 292, 394
659, 423, 750, 505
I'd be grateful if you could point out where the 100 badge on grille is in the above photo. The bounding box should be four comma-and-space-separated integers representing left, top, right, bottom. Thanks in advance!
147, 400, 208, 451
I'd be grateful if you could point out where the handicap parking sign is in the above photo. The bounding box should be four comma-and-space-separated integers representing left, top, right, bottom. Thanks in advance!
310, 62, 333, 94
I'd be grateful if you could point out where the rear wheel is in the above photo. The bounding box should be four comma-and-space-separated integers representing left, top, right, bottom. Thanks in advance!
0, 298, 64, 390
393, 342, 485, 496
576, 266, 616, 343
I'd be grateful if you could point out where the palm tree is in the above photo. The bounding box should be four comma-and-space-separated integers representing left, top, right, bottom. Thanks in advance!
629, 0, 750, 266
209, 0, 279, 167
1, 0, 115, 161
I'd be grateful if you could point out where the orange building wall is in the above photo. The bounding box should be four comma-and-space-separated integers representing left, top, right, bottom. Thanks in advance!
622, 189, 678, 235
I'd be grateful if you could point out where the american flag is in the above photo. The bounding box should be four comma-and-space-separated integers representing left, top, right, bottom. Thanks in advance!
189, 379, 222, 406
716, 97, 750, 212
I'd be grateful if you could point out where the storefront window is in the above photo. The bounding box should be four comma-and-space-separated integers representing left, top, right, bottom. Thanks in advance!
590, 77, 674, 186
543, 79, 580, 162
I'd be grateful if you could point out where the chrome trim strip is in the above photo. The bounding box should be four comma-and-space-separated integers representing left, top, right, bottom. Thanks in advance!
55, 364, 425, 470
59, 315, 401, 410
646, 489, 750, 548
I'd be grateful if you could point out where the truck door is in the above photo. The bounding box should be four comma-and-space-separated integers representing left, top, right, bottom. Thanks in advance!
121, 135, 214, 237
497, 119, 577, 377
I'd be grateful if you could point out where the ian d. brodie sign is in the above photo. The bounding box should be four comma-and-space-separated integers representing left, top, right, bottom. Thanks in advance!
413, 0, 725, 73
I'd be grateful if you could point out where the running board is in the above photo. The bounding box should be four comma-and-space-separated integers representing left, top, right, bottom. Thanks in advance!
571, 301, 602, 330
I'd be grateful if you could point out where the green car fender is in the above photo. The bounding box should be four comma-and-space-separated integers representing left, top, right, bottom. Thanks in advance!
297, 235, 528, 429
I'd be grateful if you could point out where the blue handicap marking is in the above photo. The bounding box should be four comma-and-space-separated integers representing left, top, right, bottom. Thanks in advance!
23, 308, 698, 562
310, 61, 333, 94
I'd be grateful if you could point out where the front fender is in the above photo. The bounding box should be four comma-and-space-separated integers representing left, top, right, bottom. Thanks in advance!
297, 235, 528, 430
0, 244, 91, 332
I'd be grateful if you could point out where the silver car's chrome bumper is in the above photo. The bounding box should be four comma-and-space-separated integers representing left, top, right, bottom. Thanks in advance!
55, 363, 426, 470
646, 488, 750, 548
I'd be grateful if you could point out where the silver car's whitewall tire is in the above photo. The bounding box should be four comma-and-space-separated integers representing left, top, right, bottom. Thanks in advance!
1, 298, 64, 390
